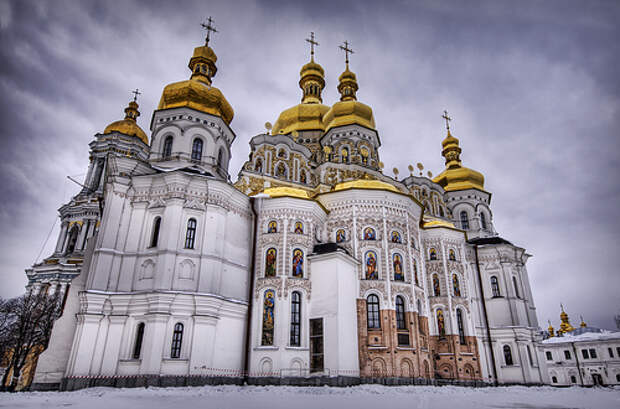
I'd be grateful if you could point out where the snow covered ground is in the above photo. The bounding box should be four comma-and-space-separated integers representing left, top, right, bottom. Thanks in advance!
1, 384, 619, 409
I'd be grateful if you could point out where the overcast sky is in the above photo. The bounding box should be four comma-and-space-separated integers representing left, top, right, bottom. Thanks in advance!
0, 0, 618, 330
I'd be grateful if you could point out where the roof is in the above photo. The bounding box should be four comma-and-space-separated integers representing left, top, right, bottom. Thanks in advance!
468, 236, 513, 246
542, 328, 620, 344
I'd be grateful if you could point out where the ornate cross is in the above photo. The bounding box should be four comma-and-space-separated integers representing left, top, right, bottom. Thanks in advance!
131, 88, 141, 102
442, 109, 452, 131
339, 40, 354, 65
305, 32, 319, 59
201, 16, 218, 46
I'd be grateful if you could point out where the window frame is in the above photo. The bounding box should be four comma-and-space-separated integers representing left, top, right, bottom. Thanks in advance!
289, 291, 301, 347
170, 322, 184, 359
503, 345, 514, 366
490, 276, 501, 297
132, 322, 145, 359
184, 218, 197, 249
150, 216, 162, 248
191, 138, 203, 161
460, 211, 470, 230
395, 296, 406, 330
366, 294, 381, 330
163, 136, 173, 159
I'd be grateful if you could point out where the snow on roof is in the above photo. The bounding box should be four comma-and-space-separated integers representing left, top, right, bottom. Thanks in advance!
542, 327, 620, 344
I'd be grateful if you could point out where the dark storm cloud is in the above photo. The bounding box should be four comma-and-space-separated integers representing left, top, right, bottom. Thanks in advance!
0, 0, 618, 330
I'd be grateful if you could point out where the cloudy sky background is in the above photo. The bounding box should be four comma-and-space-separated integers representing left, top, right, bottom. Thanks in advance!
0, 0, 618, 330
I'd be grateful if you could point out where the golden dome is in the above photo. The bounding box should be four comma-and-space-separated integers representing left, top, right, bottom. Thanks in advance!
157, 43, 234, 124
103, 100, 148, 145
271, 57, 328, 135
432, 130, 485, 192
323, 64, 375, 132
323, 100, 375, 132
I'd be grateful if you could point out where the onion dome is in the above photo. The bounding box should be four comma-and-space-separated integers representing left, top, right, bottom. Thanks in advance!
432, 129, 485, 192
558, 305, 576, 334
548, 321, 555, 337
157, 41, 234, 124
323, 64, 375, 132
103, 100, 148, 144
271, 56, 329, 135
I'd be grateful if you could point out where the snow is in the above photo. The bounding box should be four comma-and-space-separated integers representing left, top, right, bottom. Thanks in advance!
542, 329, 620, 344
1, 384, 619, 409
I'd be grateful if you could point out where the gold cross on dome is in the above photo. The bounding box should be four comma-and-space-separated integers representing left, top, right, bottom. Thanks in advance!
339, 40, 354, 66
130, 88, 141, 102
305, 32, 319, 59
442, 110, 452, 131
201, 16, 218, 46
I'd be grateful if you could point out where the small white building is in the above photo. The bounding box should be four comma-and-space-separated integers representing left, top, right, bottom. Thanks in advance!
541, 326, 620, 386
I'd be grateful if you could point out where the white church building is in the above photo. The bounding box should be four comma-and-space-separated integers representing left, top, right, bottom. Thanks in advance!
25, 26, 548, 390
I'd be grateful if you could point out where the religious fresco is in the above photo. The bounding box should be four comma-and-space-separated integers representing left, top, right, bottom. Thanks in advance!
436, 309, 446, 338
429, 248, 437, 260
393, 253, 404, 281
292, 248, 304, 278
365, 251, 378, 280
453, 274, 461, 297
413, 259, 419, 286
294, 221, 304, 234
363, 227, 376, 240
449, 249, 456, 261
265, 248, 277, 277
267, 220, 278, 233
276, 162, 287, 178
391, 231, 402, 243
262, 290, 275, 345
300, 170, 306, 184
433, 274, 441, 296
336, 229, 346, 243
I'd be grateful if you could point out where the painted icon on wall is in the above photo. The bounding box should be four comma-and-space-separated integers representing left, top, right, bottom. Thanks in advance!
262, 290, 275, 345
364, 227, 376, 241
292, 249, 304, 278
268, 221, 278, 233
294, 221, 304, 234
393, 253, 404, 281
265, 248, 277, 277
336, 229, 346, 243
366, 251, 378, 280
391, 231, 402, 243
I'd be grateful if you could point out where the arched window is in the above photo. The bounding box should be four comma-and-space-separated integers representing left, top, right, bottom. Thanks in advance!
393, 253, 404, 281
366, 294, 380, 329
395, 296, 406, 330
191, 138, 203, 161
449, 249, 456, 261
65, 226, 80, 254
513, 276, 521, 299
265, 248, 277, 277
163, 136, 173, 159
436, 309, 446, 338
363, 227, 376, 240
365, 251, 378, 280
453, 274, 461, 297
571, 375, 577, 383
150, 217, 161, 247
504, 345, 514, 366
413, 259, 419, 286
291, 249, 304, 278
133, 322, 145, 359
217, 147, 224, 167
170, 323, 183, 358
255, 157, 263, 173
456, 309, 465, 344
262, 290, 275, 346
491, 276, 501, 297
460, 211, 470, 230
551, 376, 557, 383
439, 206, 445, 217
429, 248, 437, 260
480, 212, 487, 230
432, 274, 441, 296
184, 218, 197, 249
290, 291, 301, 346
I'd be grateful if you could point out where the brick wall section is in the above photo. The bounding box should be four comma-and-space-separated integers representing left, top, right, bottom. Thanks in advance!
429, 334, 481, 380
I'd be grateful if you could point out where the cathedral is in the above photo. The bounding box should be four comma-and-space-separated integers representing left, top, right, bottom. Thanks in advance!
25, 24, 547, 390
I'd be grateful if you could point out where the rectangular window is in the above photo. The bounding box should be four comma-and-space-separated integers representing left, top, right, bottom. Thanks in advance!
309, 318, 324, 373
589, 348, 597, 359
609, 347, 614, 358
397, 333, 410, 347
582, 349, 589, 359
564, 350, 571, 360
546, 351, 553, 361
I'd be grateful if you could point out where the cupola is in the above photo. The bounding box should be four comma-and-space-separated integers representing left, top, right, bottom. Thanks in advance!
157, 19, 234, 124
103, 96, 148, 145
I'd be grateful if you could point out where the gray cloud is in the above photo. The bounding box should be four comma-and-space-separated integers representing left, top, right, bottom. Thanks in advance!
0, 0, 618, 330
